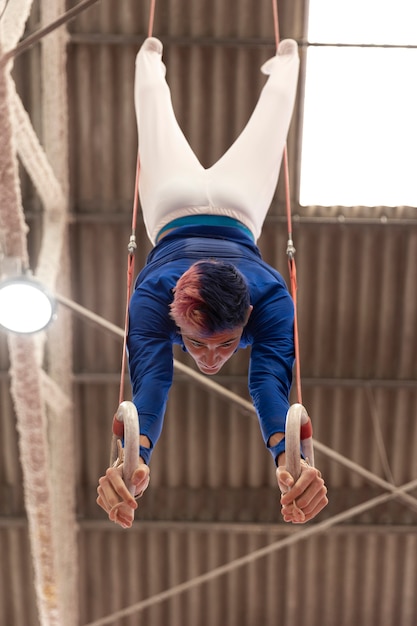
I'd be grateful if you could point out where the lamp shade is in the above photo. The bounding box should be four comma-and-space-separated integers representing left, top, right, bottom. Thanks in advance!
0, 277, 55, 333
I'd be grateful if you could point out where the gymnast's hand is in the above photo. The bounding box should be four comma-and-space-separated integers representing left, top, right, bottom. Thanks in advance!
276, 459, 328, 524
96, 461, 150, 529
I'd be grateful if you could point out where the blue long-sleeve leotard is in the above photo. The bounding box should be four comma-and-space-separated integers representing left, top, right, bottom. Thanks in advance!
127, 224, 294, 463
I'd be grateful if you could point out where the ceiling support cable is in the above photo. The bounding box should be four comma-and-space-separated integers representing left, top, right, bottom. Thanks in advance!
0, 0, 102, 66
56, 300, 417, 514
83, 477, 417, 626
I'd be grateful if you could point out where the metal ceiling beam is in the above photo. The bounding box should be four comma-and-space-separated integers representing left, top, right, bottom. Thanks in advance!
68, 34, 417, 50
69, 33, 276, 47
1, 517, 415, 535
22, 209, 417, 227
3, 370, 414, 390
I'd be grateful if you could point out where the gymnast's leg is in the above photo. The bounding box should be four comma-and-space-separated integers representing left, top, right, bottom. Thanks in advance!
134, 38, 205, 243
208, 40, 300, 241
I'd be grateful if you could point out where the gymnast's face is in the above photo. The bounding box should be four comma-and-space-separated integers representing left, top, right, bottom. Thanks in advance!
181, 326, 245, 375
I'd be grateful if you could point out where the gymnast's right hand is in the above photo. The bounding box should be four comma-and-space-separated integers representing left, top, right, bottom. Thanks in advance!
96, 461, 150, 529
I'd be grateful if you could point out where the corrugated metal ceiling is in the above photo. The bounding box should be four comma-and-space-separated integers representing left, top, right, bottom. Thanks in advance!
1, 1, 416, 625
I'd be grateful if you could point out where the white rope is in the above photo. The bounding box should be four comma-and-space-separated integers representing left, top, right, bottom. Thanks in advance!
0, 0, 33, 54
0, 43, 28, 264
9, 83, 68, 289
8, 334, 62, 625
1, 0, 77, 623
1, 33, 64, 626
1, 19, 62, 622
38, 3, 78, 624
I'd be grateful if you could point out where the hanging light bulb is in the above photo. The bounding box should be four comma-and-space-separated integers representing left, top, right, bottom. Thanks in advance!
0, 275, 56, 334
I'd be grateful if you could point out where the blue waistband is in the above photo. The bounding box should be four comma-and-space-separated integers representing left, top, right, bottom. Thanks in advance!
156, 215, 254, 242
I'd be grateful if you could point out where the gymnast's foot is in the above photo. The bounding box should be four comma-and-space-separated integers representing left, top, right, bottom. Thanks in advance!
142, 36, 163, 55
277, 39, 298, 57
261, 38, 298, 74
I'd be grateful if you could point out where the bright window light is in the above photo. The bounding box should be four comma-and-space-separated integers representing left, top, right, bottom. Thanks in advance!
0, 279, 55, 334
299, 0, 417, 207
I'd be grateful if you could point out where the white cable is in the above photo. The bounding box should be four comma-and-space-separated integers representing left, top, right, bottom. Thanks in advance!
84, 477, 417, 626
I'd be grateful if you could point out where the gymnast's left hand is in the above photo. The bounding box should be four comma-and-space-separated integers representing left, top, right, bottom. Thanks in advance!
277, 459, 328, 524
96, 461, 150, 529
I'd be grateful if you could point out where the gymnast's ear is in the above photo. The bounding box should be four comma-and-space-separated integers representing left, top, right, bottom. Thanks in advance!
244, 305, 253, 325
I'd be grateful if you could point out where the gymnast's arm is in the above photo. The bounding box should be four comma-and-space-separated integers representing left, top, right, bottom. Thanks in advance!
248, 286, 328, 523
96, 284, 175, 527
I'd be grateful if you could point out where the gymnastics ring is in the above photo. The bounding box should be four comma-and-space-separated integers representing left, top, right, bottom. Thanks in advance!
110, 400, 140, 497
285, 403, 315, 482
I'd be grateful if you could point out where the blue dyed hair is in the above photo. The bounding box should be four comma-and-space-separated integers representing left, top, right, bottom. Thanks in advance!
170, 260, 251, 335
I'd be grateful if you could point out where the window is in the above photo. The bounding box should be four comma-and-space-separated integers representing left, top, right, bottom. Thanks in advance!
299, 0, 417, 207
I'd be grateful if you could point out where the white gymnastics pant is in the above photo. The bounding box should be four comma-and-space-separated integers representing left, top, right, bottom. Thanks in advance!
134, 37, 300, 245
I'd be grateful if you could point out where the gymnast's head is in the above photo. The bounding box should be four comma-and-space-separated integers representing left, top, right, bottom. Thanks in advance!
170, 260, 252, 375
